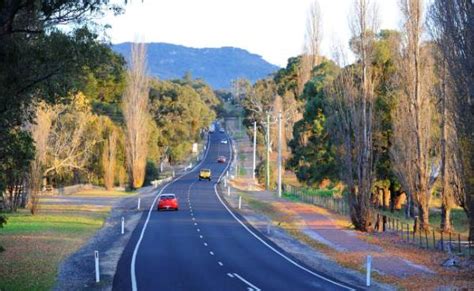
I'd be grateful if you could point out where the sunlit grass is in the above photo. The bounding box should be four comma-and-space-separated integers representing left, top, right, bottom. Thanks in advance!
1, 211, 105, 235
74, 189, 137, 196
0, 189, 121, 290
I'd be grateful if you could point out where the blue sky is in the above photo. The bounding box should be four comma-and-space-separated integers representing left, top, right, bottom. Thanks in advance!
102, 0, 408, 67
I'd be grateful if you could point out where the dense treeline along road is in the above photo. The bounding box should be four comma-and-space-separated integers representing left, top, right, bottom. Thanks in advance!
113, 126, 354, 291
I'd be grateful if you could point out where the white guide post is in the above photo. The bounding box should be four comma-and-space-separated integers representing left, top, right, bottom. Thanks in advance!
94, 251, 100, 283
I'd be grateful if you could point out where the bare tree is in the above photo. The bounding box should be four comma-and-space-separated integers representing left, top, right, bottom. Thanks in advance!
123, 42, 150, 189
102, 126, 117, 191
433, 55, 465, 232
347, 0, 378, 231
391, 0, 438, 230
27, 102, 57, 214
43, 93, 101, 179
305, 0, 323, 68
328, 0, 378, 231
298, 0, 323, 95
429, 0, 474, 240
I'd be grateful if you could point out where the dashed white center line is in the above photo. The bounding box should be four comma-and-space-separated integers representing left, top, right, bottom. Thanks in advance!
204, 242, 208, 246
218, 262, 223, 266
194, 222, 198, 226
209, 251, 214, 255
233, 273, 261, 291
197, 228, 200, 232
199, 235, 203, 239
227, 273, 234, 278
192, 217, 195, 221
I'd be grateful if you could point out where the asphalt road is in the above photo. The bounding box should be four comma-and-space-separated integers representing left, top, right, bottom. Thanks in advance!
113, 126, 356, 291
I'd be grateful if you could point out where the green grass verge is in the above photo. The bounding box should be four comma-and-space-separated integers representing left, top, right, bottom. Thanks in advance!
0, 189, 121, 290
286, 187, 337, 198
376, 207, 469, 236
74, 189, 136, 197
282, 192, 300, 202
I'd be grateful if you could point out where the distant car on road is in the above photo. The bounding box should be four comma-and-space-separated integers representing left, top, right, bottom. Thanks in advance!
217, 156, 226, 163
209, 123, 216, 133
220, 139, 228, 144
219, 128, 225, 133
199, 168, 211, 181
157, 194, 179, 211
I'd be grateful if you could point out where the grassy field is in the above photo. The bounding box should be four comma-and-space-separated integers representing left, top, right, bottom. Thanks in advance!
0, 189, 135, 291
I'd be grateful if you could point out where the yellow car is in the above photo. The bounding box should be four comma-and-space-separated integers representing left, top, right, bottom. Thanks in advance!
199, 168, 211, 181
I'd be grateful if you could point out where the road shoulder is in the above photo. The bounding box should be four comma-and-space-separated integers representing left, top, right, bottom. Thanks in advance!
54, 186, 158, 291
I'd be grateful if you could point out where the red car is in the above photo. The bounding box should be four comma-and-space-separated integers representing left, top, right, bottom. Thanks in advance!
217, 156, 226, 163
157, 194, 179, 211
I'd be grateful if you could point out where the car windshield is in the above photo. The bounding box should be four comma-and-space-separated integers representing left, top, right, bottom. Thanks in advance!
201, 169, 210, 173
160, 195, 175, 200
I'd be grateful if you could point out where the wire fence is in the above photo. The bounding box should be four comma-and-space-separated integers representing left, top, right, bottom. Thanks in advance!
283, 183, 473, 257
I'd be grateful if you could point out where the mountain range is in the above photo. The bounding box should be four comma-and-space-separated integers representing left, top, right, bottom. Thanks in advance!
112, 42, 280, 89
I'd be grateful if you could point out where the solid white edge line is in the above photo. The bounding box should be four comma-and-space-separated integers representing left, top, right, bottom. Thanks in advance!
130, 136, 211, 291
214, 133, 355, 291
233, 273, 261, 291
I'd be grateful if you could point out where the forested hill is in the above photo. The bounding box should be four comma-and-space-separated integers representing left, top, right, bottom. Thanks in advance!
112, 42, 279, 89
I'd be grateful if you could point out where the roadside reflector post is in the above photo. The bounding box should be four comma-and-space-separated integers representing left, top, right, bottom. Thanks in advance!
227, 186, 230, 196
238, 196, 242, 210
226, 171, 229, 178
94, 251, 100, 283
366, 255, 372, 287
137, 198, 141, 210
224, 178, 227, 187
121, 217, 125, 235
172, 170, 175, 177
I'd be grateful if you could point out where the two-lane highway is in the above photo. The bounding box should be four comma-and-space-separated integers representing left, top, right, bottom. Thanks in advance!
113, 125, 355, 291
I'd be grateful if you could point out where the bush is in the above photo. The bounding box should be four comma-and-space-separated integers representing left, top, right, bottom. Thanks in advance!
144, 161, 159, 185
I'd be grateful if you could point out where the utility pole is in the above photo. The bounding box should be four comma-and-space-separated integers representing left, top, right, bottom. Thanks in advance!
253, 121, 257, 180
277, 111, 282, 197
266, 113, 270, 190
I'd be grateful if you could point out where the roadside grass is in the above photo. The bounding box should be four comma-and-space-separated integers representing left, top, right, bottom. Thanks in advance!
0, 189, 127, 291
284, 187, 468, 236
229, 188, 473, 290
282, 192, 300, 202
376, 207, 469, 236
285, 187, 337, 198
74, 189, 137, 197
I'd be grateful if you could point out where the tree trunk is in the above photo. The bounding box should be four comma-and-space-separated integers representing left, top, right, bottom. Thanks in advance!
382, 187, 390, 211
405, 194, 411, 219
441, 204, 452, 232
418, 199, 430, 230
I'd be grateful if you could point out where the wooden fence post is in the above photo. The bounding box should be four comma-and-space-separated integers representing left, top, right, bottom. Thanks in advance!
458, 233, 461, 253
407, 223, 410, 242
441, 231, 444, 251
419, 229, 422, 247
424, 230, 428, 249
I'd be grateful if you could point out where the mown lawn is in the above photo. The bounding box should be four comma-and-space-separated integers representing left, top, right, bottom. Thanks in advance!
0, 189, 135, 291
